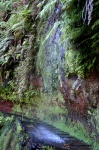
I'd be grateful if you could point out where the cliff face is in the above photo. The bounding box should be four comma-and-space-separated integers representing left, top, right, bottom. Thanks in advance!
0, 0, 99, 144
60, 70, 99, 124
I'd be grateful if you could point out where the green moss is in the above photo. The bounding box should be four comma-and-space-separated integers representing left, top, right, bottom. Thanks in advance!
0, 115, 14, 149
0, 1, 98, 149
10, 134, 19, 150
88, 107, 99, 137
42, 146, 55, 150
3, 129, 13, 150
0, 82, 17, 102
60, 0, 99, 77
42, 118, 99, 150
0, 114, 25, 150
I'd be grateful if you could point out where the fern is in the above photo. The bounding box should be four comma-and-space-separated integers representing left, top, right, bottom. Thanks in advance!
92, 20, 99, 29
60, 0, 99, 77
37, 0, 46, 8
0, 0, 12, 11
11, 20, 24, 31
38, 0, 56, 18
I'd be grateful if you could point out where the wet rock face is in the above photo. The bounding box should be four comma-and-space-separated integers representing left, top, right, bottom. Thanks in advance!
60, 70, 99, 119
38, 3, 99, 121
0, 1, 98, 140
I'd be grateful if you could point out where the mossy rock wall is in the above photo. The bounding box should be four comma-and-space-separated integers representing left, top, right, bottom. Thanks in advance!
0, 0, 99, 144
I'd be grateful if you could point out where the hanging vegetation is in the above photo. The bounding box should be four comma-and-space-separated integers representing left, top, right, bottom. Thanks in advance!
60, 0, 99, 77
0, 0, 99, 98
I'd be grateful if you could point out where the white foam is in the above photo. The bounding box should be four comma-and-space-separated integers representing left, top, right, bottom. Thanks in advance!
32, 126, 66, 144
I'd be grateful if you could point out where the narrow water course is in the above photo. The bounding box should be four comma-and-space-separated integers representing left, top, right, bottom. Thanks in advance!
0, 112, 92, 150
21, 119, 91, 150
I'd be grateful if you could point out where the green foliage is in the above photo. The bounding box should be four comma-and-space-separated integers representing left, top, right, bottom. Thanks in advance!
38, 0, 56, 19
9, 7, 32, 32
60, 0, 99, 77
35, 92, 67, 122
36, 22, 63, 92
0, 81, 17, 101
3, 129, 13, 150
0, 4, 98, 150
42, 146, 55, 150
88, 107, 99, 137
0, 0, 36, 101
10, 134, 19, 150
43, 21, 61, 44
7, 5, 32, 33
45, 118, 99, 150
0, 0, 12, 11
0, 115, 23, 150
0, 115, 14, 149
36, 0, 99, 93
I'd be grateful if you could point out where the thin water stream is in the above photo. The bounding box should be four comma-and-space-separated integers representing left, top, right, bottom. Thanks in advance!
22, 119, 91, 150
0, 112, 92, 150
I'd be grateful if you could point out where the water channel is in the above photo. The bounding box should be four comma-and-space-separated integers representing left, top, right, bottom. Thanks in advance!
0, 112, 92, 150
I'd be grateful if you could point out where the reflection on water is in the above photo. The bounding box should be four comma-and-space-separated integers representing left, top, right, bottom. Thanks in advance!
0, 113, 92, 150
32, 126, 66, 144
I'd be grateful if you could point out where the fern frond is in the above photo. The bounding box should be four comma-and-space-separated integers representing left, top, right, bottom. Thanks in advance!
38, 0, 56, 18
11, 19, 24, 31
92, 20, 99, 29
37, 0, 46, 8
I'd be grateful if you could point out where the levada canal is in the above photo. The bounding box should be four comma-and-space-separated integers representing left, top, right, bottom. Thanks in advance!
0, 112, 92, 150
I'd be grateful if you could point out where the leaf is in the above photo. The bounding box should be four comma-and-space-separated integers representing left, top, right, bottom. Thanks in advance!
92, 20, 99, 30
11, 20, 24, 31
38, 0, 56, 18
